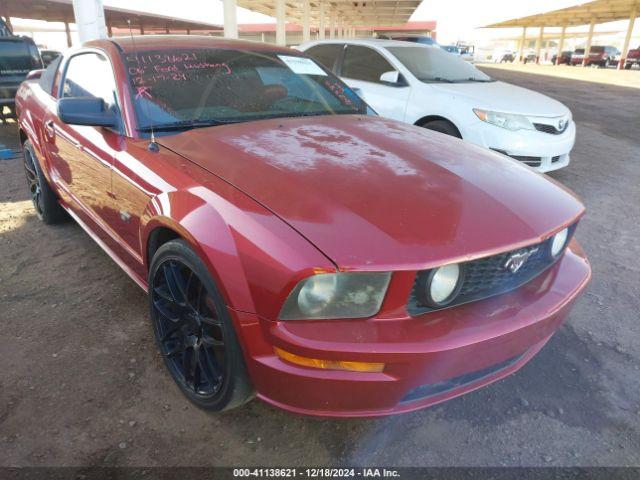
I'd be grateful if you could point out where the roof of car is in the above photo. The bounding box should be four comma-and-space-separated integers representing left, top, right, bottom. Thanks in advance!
87, 35, 297, 54
300, 38, 434, 49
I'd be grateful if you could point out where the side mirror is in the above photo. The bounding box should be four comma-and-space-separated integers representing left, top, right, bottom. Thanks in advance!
58, 97, 117, 128
350, 87, 364, 98
26, 69, 44, 80
379, 70, 400, 84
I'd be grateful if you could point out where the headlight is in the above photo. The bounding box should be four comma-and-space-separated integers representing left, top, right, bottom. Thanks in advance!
473, 108, 534, 131
416, 263, 464, 308
279, 272, 391, 320
550, 228, 569, 257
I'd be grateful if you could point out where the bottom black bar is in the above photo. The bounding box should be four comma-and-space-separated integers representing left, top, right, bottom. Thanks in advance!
0, 467, 639, 480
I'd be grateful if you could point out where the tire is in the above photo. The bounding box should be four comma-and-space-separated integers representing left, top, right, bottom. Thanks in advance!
148, 239, 254, 411
22, 140, 66, 224
421, 119, 462, 139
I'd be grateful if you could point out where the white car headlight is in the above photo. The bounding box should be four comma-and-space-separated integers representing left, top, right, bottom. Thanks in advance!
279, 272, 391, 320
473, 108, 535, 131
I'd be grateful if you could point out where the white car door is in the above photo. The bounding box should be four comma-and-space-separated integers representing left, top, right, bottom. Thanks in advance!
339, 45, 411, 122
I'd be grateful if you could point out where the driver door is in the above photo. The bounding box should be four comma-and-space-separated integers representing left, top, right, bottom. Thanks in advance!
338, 45, 411, 122
44, 52, 124, 230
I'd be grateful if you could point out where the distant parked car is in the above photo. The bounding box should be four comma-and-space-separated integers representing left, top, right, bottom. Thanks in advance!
571, 46, 619, 67
39, 49, 61, 67
383, 34, 440, 47
441, 45, 461, 55
551, 50, 573, 65
457, 43, 475, 62
0, 18, 43, 112
300, 39, 575, 172
491, 49, 515, 63
522, 50, 537, 64
624, 46, 640, 69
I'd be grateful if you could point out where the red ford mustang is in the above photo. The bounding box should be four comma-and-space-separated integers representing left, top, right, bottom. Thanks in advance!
15, 36, 590, 417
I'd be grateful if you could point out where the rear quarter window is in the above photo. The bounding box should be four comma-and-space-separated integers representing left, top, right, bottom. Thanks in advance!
305, 44, 343, 72
341, 45, 394, 84
38, 55, 62, 96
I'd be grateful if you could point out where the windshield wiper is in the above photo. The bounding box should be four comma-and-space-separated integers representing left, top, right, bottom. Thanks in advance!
467, 77, 494, 82
429, 77, 456, 83
137, 119, 240, 132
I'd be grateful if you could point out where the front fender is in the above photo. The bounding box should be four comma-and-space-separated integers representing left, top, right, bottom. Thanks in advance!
140, 182, 336, 321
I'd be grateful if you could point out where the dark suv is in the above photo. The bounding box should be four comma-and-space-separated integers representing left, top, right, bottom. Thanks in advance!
1, 18, 43, 113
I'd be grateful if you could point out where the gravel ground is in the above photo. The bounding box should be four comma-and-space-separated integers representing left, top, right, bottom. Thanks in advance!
0, 68, 639, 467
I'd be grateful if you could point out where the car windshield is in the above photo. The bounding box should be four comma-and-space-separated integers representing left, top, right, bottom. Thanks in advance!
123, 48, 370, 132
386, 46, 492, 83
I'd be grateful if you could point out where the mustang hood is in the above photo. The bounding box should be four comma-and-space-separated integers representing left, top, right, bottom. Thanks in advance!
159, 115, 584, 270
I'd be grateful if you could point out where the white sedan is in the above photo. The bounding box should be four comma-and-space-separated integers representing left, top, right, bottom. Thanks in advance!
299, 39, 575, 172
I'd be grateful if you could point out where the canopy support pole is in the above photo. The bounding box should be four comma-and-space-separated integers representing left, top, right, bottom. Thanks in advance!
223, 0, 238, 39
318, 2, 325, 39
583, 18, 595, 67
329, 13, 335, 39
64, 21, 73, 47
71, 0, 107, 42
619, 6, 637, 70
275, 0, 285, 45
302, 0, 310, 42
518, 26, 527, 63
556, 25, 567, 65
535, 26, 544, 64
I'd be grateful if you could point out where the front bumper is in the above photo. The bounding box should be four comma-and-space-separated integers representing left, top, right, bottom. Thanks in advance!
463, 119, 576, 173
234, 240, 590, 417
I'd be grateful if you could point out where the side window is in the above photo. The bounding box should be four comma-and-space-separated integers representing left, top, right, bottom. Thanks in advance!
341, 45, 395, 84
305, 44, 343, 72
38, 55, 63, 97
61, 53, 117, 109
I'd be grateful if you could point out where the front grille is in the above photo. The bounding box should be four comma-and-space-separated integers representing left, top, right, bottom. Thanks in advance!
407, 224, 576, 316
534, 122, 568, 135
509, 154, 541, 167
401, 352, 525, 403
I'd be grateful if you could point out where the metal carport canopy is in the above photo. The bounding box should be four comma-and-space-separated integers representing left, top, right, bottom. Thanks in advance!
483, 0, 639, 28
236, 0, 423, 26
0, 0, 221, 32
482, 0, 639, 68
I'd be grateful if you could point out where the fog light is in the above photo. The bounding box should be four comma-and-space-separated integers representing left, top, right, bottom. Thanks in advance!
416, 263, 464, 308
274, 347, 384, 373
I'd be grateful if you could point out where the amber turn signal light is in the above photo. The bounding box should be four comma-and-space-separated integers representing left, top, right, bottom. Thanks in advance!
274, 347, 385, 373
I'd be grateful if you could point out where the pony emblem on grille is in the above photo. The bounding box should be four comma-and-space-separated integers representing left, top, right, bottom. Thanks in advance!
504, 247, 539, 273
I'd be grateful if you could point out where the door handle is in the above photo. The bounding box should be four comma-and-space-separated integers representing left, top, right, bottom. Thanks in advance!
44, 120, 55, 140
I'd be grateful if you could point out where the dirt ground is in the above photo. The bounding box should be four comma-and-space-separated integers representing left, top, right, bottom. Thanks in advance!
1, 68, 639, 468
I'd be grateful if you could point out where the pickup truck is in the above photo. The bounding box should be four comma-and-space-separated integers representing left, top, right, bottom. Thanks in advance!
625, 46, 640, 69
1, 18, 43, 113
570, 46, 619, 67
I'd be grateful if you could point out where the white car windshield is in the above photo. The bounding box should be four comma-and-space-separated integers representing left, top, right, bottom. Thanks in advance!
386, 46, 492, 83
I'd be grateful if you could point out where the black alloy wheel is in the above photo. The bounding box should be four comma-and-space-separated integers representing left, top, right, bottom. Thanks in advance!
23, 145, 44, 218
149, 240, 253, 411
22, 140, 65, 224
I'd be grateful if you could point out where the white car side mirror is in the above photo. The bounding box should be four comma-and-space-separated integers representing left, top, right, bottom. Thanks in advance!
351, 87, 364, 98
379, 70, 400, 84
